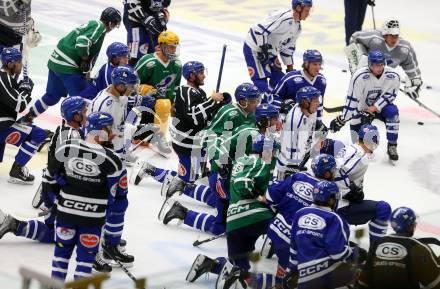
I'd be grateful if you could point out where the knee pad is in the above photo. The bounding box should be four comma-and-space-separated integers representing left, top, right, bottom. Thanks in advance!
252, 78, 269, 93
139, 84, 156, 96
30, 126, 47, 144
154, 99, 171, 133
375, 200, 391, 222
42, 93, 63, 106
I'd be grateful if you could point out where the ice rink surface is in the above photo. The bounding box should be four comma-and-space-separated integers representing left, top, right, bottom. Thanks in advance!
0, 0, 440, 288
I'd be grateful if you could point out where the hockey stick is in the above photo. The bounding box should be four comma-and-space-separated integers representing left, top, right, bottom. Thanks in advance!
399, 88, 440, 119
101, 246, 146, 289
216, 45, 227, 92
370, 2, 376, 30
193, 233, 225, 247
323, 105, 344, 113
417, 237, 440, 247
21, 4, 29, 80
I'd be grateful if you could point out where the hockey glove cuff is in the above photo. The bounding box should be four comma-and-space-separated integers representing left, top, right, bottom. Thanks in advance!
142, 15, 162, 35
404, 78, 422, 100
329, 115, 346, 132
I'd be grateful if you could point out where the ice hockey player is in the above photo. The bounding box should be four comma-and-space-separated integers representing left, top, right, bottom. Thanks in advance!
286, 181, 357, 289
329, 50, 401, 162
243, 0, 313, 94
269, 49, 326, 122
263, 154, 338, 286
47, 112, 123, 281
357, 206, 440, 289
185, 134, 278, 289
277, 86, 323, 179
0, 47, 46, 184
158, 102, 274, 237
347, 18, 422, 100
0, 96, 87, 243
22, 7, 121, 121
134, 30, 182, 153
0, 0, 41, 51
134, 60, 230, 186
79, 42, 129, 100
89, 65, 156, 268
123, 0, 170, 66
333, 124, 391, 245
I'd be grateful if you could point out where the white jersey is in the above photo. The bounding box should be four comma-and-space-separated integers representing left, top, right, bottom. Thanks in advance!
277, 103, 317, 172
341, 66, 400, 123
334, 143, 371, 202
245, 9, 301, 66
89, 88, 129, 157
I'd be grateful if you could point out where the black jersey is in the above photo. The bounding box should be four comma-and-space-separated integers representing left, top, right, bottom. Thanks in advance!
358, 234, 440, 289
170, 84, 223, 155
48, 139, 123, 227
124, 0, 170, 27
0, 70, 31, 131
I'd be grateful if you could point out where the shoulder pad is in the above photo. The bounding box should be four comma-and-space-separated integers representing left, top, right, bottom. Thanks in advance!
146, 60, 155, 68
228, 110, 238, 118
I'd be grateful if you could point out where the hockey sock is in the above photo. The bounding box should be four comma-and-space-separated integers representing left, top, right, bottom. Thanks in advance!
212, 257, 227, 274
183, 184, 216, 207
16, 220, 54, 243
74, 252, 95, 280
249, 273, 276, 289
153, 168, 177, 183
184, 210, 225, 235
52, 244, 74, 281
15, 127, 46, 166
104, 198, 128, 246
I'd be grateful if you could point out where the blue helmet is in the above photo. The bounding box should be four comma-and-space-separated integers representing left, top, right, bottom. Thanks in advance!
368, 50, 385, 66
390, 207, 417, 234
106, 42, 129, 60
86, 112, 114, 133
311, 154, 336, 179
111, 66, 139, 86
358, 124, 380, 149
182, 61, 205, 80
234, 82, 261, 102
296, 86, 321, 103
312, 181, 340, 203
255, 103, 279, 127
303, 49, 322, 63
1, 47, 22, 66
101, 7, 121, 23
292, 0, 313, 7
60, 96, 87, 122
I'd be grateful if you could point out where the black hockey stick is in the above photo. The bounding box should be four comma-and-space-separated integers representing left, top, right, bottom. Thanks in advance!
399, 88, 440, 119
417, 237, 440, 247
193, 233, 225, 247
323, 105, 344, 113
216, 45, 227, 92
101, 246, 146, 289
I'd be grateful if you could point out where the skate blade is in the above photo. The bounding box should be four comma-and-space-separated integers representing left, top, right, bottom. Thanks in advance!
215, 262, 236, 289
388, 159, 398, 166
186, 254, 206, 282
158, 198, 175, 221
31, 183, 43, 208
160, 173, 174, 196
149, 144, 173, 159
7, 177, 34, 185
260, 235, 273, 258
104, 259, 134, 268
129, 163, 142, 185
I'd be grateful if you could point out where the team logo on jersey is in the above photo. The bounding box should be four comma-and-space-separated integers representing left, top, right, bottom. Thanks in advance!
247, 67, 255, 78
294, 77, 303, 83
362, 74, 370, 80
376, 242, 408, 260
106, 99, 113, 107
292, 181, 314, 201
119, 175, 128, 189
178, 163, 187, 177
298, 213, 326, 230
216, 179, 227, 199
79, 234, 100, 248
146, 60, 155, 68
56, 227, 76, 241
5, 131, 21, 145
139, 44, 150, 55
67, 158, 100, 177
386, 73, 396, 79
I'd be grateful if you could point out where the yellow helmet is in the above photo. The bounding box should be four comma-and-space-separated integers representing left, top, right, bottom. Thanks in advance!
158, 31, 180, 45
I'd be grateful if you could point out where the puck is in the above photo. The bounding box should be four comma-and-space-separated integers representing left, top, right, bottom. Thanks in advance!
426, 85, 432, 89
417, 121, 424, 125
342, 69, 347, 73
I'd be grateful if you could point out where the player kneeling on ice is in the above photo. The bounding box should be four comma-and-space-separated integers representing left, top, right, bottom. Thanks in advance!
0, 96, 87, 243
347, 18, 423, 100
186, 134, 278, 289
47, 112, 123, 281
284, 181, 360, 289
357, 207, 440, 289
330, 50, 401, 163
0, 47, 46, 184
244, 0, 313, 94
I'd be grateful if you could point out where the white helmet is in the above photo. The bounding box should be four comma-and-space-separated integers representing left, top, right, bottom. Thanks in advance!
382, 18, 400, 35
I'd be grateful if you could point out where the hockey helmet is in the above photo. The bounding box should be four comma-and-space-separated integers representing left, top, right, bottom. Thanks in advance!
368, 50, 385, 66
255, 103, 279, 128
311, 154, 337, 179
295, 86, 321, 103
158, 31, 180, 60
101, 7, 122, 25
106, 42, 129, 60
111, 65, 139, 86
382, 18, 400, 36
86, 112, 114, 133
182, 61, 205, 80
358, 124, 380, 151
234, 82, 261, 102
60, 96, 87, 122
390, 207, 417, 233
292, 0, 313, 8
312, 181, 340, 203
1, 47, 22, 66
303, 49, 322, 63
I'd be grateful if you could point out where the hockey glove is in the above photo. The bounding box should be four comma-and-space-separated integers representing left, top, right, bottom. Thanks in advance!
18, 78, 34, 94
54, 173, 66, 187
156, 11, 167, 31
257, 43, 273, 65
360, 111, 376, 125
221, 92, 232, 104
329, 115, 346, 132
404, 78, 423, 100
367, 0, 375, 6
79, 59, 91, 74
26, 29, 42, 48
282, 269, 298, 289
343, 183, 364, 203
315, 120, 329, 138
142, 15, 162, 35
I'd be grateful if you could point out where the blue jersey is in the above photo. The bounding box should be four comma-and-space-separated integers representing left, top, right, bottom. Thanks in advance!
270, 70, 326, 120
289, 205, 352, 286
79, 62, 116, 100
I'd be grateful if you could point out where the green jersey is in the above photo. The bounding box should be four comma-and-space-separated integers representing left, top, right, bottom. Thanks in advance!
48, 20, 106, 74
134, 53, 182, 101
226, 155, 274, 232
209, 123, 258, 173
